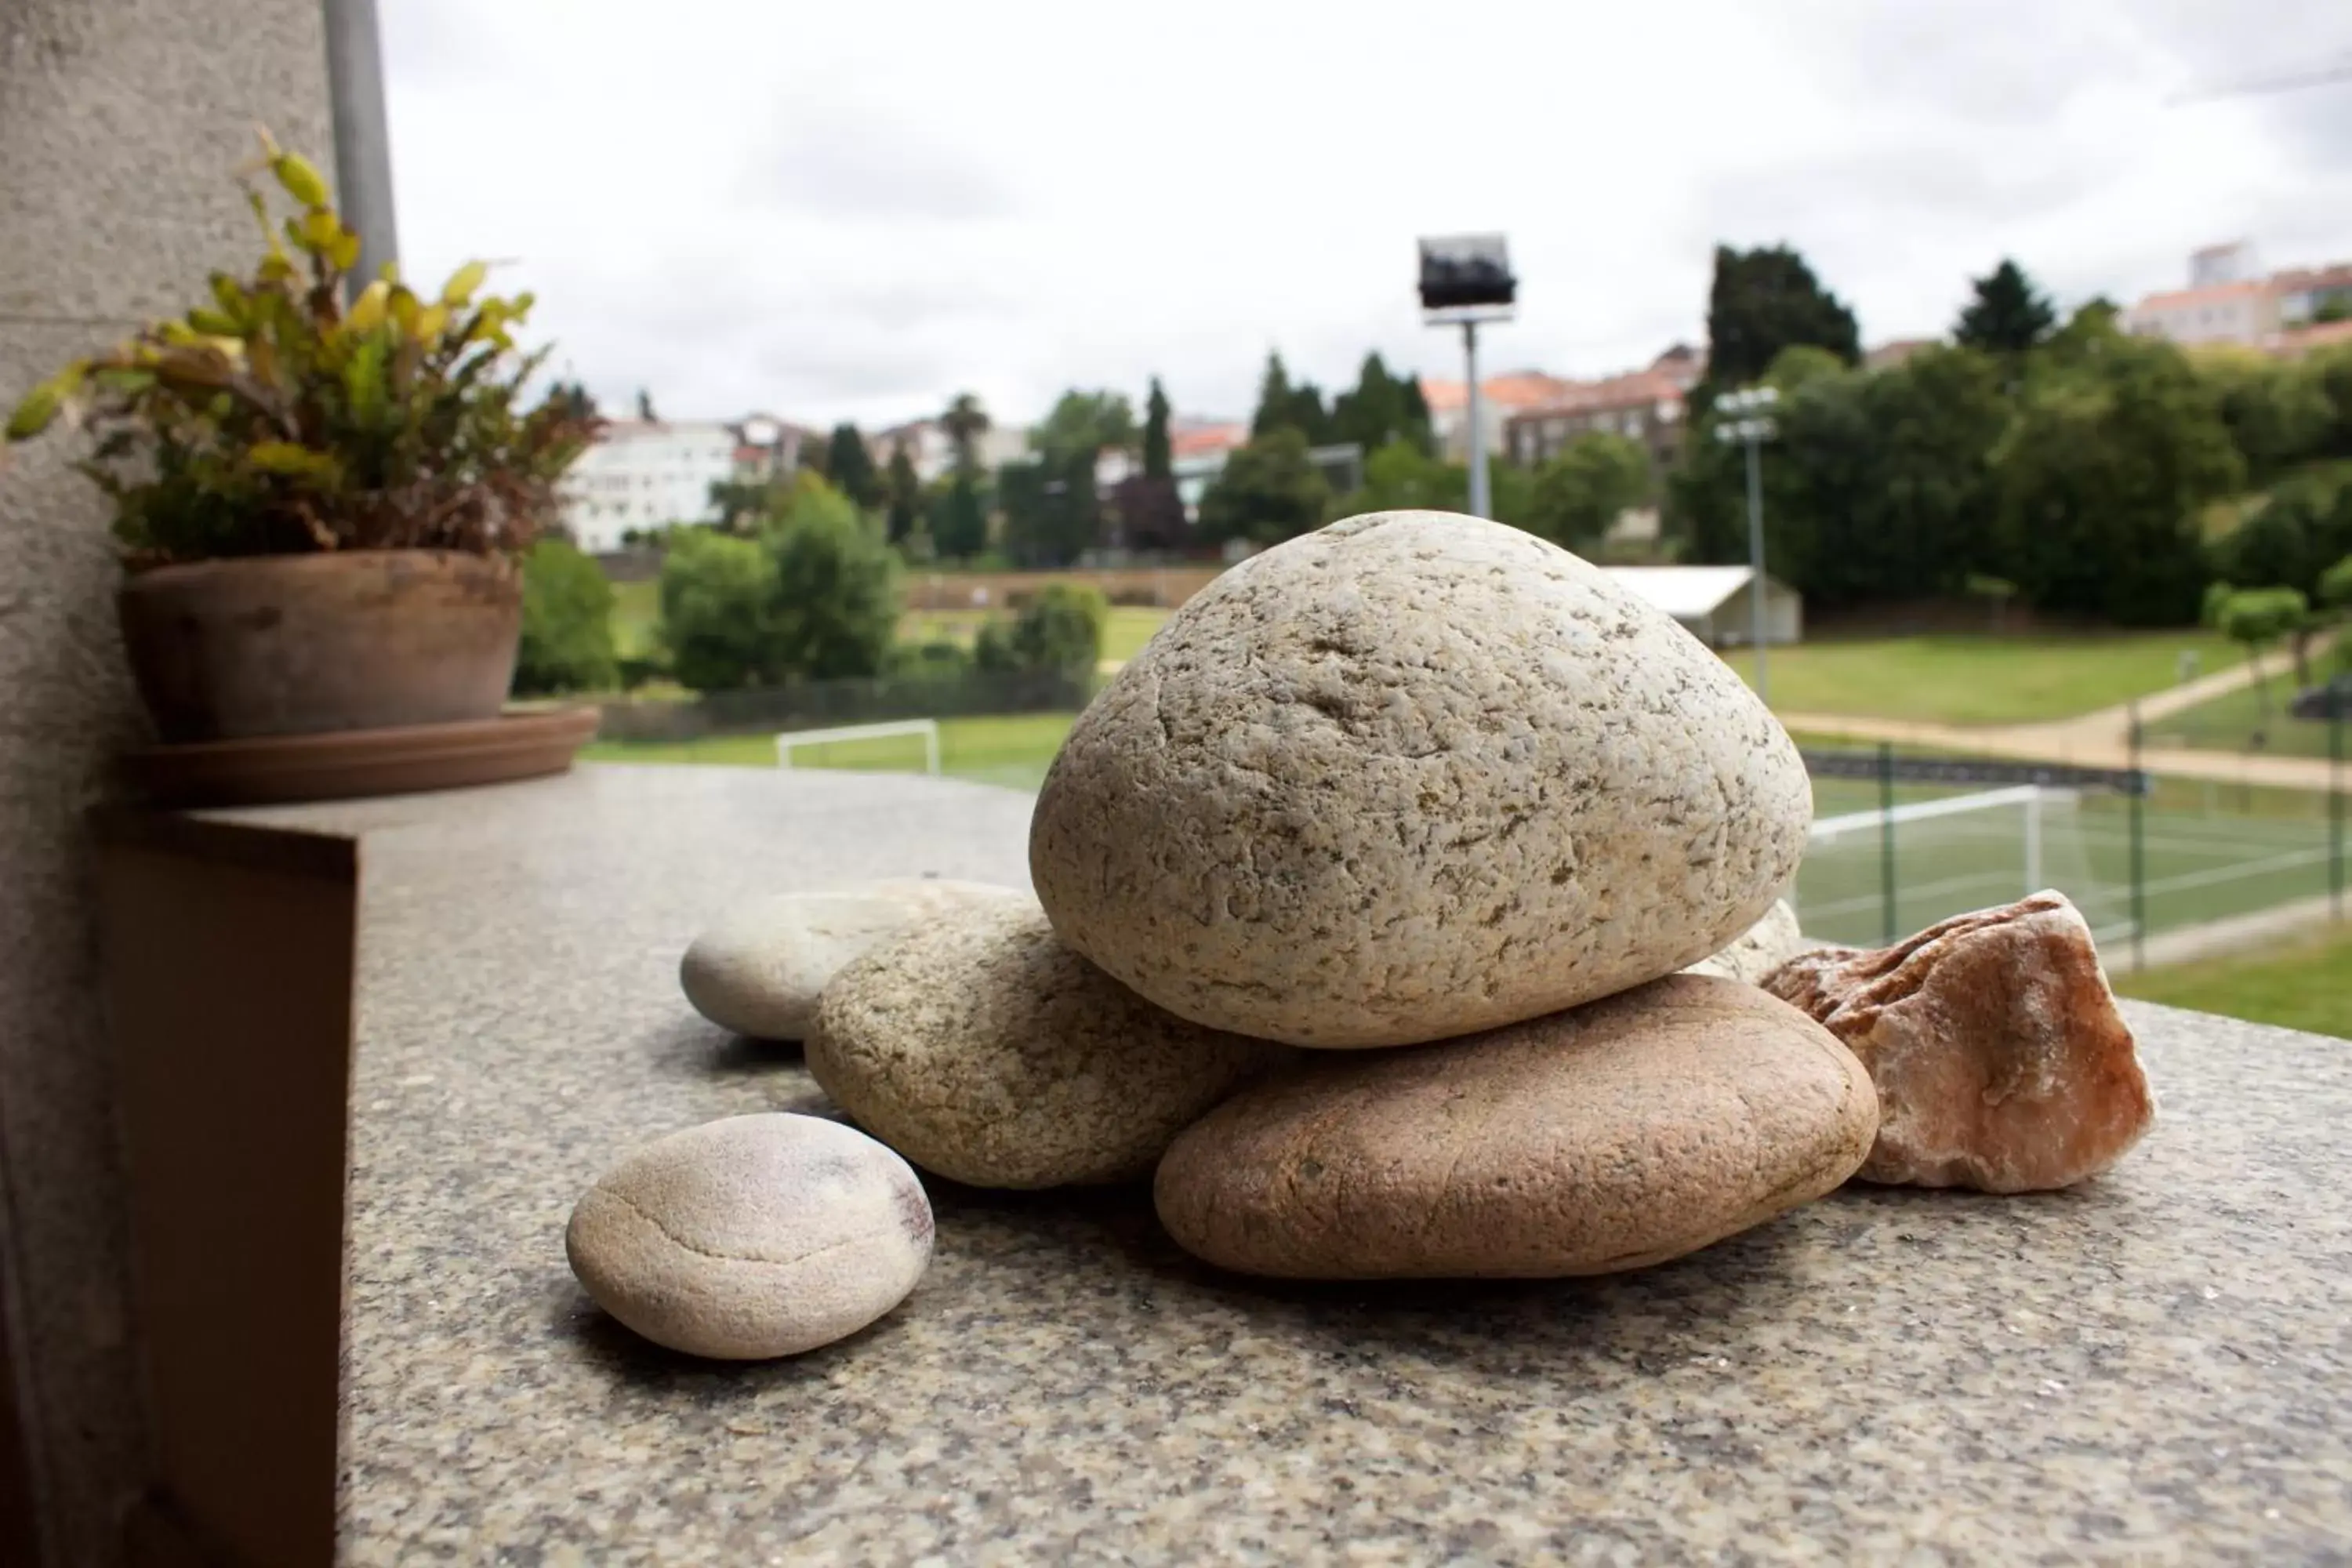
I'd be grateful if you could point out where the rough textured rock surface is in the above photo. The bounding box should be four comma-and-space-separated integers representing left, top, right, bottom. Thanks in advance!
565, 1114, 931, 1359
1154, 975, 1877, 1279
1684, 899, 1810, 984
1029, 511, 1812, 1048
808, 903, 1286, 1188
681, 879, 1029, 1040
1761, 891, 2155, 1192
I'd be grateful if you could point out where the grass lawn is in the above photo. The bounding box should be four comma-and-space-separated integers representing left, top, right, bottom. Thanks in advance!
611, 578, 661, 659
1719, 631, 2238, 726
2139, 674, 2348, 761
582, 711, 1078, 793
2115, 923, 2352, 1040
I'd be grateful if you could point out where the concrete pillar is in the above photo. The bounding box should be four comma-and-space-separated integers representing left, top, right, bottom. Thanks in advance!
0, 4, 335, 1562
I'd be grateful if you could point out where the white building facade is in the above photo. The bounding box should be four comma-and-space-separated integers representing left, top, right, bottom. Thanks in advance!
561, 420, 740, 552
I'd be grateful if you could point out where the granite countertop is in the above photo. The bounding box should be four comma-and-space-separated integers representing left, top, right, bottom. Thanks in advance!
220, 764, 2352, 1564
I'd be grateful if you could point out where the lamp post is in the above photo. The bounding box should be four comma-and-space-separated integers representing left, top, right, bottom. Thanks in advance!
1417, 234, 1516, 520
1711, 385, 1780, 703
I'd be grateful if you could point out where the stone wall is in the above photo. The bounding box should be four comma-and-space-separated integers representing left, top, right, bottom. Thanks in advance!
0, 4, 335, 1561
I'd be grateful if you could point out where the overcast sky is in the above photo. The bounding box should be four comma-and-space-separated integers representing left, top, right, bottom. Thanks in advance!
381, 0, 2352, 430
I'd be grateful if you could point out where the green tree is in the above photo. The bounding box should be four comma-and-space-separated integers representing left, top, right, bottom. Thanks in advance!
2200, 349, 2333, 485
2206, 583, 2309, 718
547, 380, 600, 422
1954, 259, 2056, 356
1033, 389, 1137, 461
931, 471, 989, 559
1994, 336, 2244, 625
1249, 352, 1295, 438
764, 484, 902, 678
513, 538, 618, 694
2317, 298, 2352, 325
1704, 244, 1862, 392
1200, 427, 1331, 547
1142, 377, 1173, 480
1526, 433, 1651, 550
1397, 376, 1433, 448
942, 392, 990, 474
884, 440, 922, 544
975, 582, 1107, 677
635, 388, 658, 422
1336, 437, 1464, 515
1766, 343, 1849, 396
1673, 345, 2011, 609
1332, 352, 1414, 456
826, 423, 880, 509
659, 528, 779, 691
996, 448, 1100, 567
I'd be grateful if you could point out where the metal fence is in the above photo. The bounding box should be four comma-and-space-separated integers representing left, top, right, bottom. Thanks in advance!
1792, 704, 2347, 970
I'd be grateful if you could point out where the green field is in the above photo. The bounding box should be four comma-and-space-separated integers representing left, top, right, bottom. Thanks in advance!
1721, 631, 2237, 725
2116, 923, 2352, 1040
900, 604, 1169, 665
582, 711, 1078, 793
2140, 677, 2347, 761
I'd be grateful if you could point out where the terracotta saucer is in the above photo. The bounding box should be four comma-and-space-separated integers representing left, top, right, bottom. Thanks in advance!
123, 706, 602, 808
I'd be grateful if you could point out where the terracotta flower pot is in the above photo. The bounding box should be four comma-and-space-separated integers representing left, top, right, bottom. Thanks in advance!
117, 550, 523, 743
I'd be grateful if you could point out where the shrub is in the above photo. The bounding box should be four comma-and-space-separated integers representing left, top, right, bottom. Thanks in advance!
659, 529, 779, 692
975, 582, 1107, 677
514, 539, 617, 694
764, 485, 902, 679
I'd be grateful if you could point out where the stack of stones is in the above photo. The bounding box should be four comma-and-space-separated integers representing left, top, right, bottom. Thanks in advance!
568, 512, 2157, 1359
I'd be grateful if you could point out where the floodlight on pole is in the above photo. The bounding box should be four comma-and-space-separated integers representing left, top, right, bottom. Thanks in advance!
1417, 234, 1515, 520
1711, 385, 1780, 703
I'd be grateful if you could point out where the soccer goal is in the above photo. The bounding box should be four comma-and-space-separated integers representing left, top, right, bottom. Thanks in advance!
1794, 782, 2105, 946
775, 719, 942, 777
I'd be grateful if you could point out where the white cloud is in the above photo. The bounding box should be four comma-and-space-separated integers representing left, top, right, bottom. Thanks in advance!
379, 0, 2352, 429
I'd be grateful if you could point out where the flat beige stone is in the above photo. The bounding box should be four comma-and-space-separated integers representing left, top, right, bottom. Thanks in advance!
808, 903, 1285, 1189
1762, 891, 2156, 1192
1029, 512, 1812, 1048
1154, 975, 1877, 1279
565, 1114, 931, 1359
680, 879, 1029, 1040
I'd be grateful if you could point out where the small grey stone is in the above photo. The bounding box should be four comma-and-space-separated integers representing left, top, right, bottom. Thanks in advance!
1154, 975, 1878, 1279
808, 903, 1286, 1189
680, 879, 1030, 1040
565, 1114, 931, 1359
1029, 511, 1813, 1048
1683, 899, 1810, 984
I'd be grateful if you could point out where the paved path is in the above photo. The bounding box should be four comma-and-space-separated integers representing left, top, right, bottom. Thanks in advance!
1782, 634, 2344, 793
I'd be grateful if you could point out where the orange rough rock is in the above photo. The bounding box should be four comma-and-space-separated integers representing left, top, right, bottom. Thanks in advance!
1759, 891, 2154, 1192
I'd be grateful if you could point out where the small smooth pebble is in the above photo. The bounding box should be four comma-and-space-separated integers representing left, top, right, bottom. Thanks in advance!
1683, 899, 1809, 984
680, 879, 1029, 1040
809, 902, 1285, 1189
1762, 890, 2156, 1192
565, 1113, 931, 1359
1154, 975, 1878, 1279
1029, 511, 1813, 1048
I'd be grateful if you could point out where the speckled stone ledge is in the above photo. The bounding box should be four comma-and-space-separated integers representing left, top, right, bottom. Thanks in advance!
217, 764, 2352, 1565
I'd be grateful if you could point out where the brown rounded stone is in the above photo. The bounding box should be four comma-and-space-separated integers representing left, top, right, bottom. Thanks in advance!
1153, 975, 1877, 1279
1760, 891, 2155, 1192
808, 903, 1285, 1189
1028, 511, 1813, 1049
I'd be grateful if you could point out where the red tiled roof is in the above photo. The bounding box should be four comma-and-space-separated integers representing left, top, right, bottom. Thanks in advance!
2130, 280, 2272, 314
1171, 423, 1247, 459
1509, 368, 1686, 422
1418, 372, 1578, 414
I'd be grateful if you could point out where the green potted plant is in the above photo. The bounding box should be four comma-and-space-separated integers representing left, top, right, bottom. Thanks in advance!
4, 132, 599, 745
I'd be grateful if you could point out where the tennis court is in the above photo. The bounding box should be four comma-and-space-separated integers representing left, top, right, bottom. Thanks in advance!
1795, 776, 2343, 950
